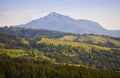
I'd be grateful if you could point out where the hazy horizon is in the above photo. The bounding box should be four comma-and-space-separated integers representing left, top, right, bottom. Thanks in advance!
0, 0, 120, 30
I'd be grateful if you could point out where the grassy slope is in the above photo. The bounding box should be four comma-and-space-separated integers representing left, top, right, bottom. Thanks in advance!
58, 35, 77, 41
57, 35, 120, 48
37, 37, 120, 52
0, 49, 26, 57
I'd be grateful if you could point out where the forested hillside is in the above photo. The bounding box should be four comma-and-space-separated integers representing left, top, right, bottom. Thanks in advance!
0, 27, 120, 78
0, 27, 75, 39
0, 57, 120, 78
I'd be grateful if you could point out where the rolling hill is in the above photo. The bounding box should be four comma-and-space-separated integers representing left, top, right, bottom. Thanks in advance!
0, 30, 120, 71
57, 35, 120, 48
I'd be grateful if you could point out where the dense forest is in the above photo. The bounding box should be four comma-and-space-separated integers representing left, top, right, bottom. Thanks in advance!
0, 27, 120, 78
0, 56, 120, 78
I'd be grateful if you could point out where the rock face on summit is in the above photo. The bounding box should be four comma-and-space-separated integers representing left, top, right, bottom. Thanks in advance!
17, 12, 120, 37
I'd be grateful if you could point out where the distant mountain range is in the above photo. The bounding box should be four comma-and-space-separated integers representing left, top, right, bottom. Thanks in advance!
15, 12, 120, 37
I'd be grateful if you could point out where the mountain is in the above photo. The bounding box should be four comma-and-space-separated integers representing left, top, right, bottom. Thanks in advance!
15, 12, 120, 37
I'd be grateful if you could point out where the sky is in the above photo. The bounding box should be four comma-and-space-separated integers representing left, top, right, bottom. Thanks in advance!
0, 0, 120, 30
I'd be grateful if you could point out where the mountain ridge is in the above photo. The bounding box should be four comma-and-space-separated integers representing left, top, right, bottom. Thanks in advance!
14, 12, 120, 37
